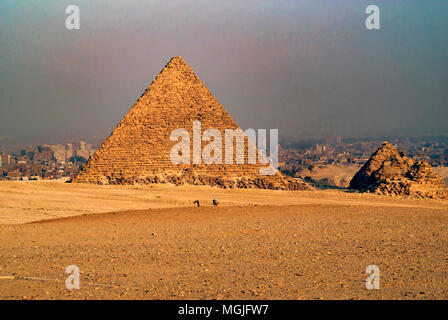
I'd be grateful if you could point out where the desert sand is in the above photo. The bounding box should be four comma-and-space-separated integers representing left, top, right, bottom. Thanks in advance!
294, 164, 361, 188
0, 181, 447, 299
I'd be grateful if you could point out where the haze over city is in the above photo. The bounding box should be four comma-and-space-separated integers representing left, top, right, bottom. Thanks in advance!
1, 0, 447, 145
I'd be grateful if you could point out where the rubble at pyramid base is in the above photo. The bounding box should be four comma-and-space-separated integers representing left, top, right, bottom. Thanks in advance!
370, 179, 448, 200
74, 171, 312, 191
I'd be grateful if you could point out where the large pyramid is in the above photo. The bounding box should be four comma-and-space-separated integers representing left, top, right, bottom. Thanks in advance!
73, 57, 309, 190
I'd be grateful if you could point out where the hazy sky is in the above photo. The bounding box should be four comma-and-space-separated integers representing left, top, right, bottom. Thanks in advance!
1, 0, 447, 144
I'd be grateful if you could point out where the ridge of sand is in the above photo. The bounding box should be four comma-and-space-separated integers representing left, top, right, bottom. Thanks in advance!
1, 181, 447, 224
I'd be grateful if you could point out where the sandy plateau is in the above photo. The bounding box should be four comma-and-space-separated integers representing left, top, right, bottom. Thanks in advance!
0, 180, 448, 299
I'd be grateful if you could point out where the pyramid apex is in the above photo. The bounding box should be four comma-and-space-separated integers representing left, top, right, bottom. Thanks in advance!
151, 56, 194, 84
160, 56, 192, 73
378, 141, 397, 151
167, 56, 187, 64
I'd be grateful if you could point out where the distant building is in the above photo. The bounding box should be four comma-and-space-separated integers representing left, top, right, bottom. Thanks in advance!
48, 141, 95, 163
0, 140, 96, 181
336, 136, 342, 145
0, 154, 12, 167
49, 145, 68, 162
34, 145, 54, 162
75, 141, 94, 161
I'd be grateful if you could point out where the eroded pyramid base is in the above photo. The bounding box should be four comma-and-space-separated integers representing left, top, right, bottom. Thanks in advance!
73, 170, 312, 191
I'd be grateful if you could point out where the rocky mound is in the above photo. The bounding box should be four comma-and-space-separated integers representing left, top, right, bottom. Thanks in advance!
349, 142, 447, 199
87, 170, 312, 191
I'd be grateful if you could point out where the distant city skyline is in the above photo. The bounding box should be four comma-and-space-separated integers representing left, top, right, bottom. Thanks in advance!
1, 1, 447, 143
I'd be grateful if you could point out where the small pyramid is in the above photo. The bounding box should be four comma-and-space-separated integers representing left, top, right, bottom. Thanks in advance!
350, 142, 447, 198
73, 57, 310, 190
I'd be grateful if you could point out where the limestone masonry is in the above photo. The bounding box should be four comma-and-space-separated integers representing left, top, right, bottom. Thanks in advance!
72, 57, 310, 190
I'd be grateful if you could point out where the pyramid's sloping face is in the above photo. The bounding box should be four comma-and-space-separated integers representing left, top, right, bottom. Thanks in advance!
73, 57, 274, 184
